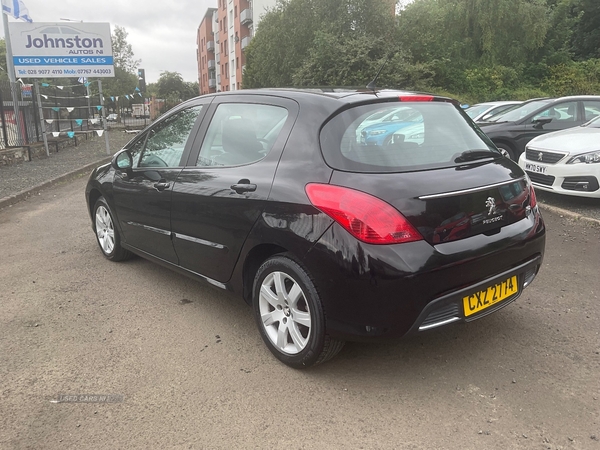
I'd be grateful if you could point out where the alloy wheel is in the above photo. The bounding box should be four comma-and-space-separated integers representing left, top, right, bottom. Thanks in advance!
95, 205, 115, 255
258, 271, 312, 355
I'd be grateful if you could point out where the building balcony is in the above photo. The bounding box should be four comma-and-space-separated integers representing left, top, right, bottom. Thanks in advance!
241, 36, 251, 51
208, 78, 217, 89
240, 9, 252, 25
207, 59, 216, 69
207, 40, 215, 52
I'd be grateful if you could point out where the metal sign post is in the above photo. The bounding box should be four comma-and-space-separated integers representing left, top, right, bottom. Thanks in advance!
97, 80, 110, 155
3, 13, 24, 146
34, 80, 49, 156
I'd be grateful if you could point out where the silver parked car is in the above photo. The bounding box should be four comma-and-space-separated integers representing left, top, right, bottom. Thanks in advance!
519, 115, 600, 198
465, 101, 522, 122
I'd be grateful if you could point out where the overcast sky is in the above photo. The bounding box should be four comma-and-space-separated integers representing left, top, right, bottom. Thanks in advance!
1, 0, 217, 83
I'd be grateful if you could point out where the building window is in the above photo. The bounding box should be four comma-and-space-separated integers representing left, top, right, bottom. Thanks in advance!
225, 62, 229, 79
234, 5, 237, 17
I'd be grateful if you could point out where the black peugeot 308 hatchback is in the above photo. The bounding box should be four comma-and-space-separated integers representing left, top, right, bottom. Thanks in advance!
86, 89, 545, 368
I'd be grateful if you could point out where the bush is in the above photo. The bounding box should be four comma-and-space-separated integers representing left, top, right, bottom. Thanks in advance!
541, 60, 600, 96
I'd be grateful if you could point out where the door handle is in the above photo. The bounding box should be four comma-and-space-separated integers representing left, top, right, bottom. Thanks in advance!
230, 183, 257, 194
153, 181, 171, 191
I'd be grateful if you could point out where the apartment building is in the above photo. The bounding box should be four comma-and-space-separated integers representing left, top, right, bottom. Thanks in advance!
197, 0, 277, 94
197, 8, 218, 95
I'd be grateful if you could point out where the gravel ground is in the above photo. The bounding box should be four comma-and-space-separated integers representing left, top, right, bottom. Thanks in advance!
536, 189, 600, 222
0, 130, 134, 200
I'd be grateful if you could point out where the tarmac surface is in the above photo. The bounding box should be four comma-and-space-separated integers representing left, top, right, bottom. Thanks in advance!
0, 133, 599, 225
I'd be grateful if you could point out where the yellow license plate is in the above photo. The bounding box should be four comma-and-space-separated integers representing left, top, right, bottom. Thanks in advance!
463, 276, 518, 317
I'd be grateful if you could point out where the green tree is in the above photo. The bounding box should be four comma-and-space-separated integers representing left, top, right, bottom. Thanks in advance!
293, 32, 432, 89
111, 25, 141, 74
156, 71, 185, 98
243, 0, 317, 88
101, 26, 140, 99
571, 0, 600, 59
182, 81, 199, 100
243, 0, 400, 88
395, 0, 569, 98
155, 71, 197, 110
398, 0, 550, 67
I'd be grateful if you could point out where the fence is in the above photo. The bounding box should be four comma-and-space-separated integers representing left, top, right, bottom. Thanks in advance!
0, 81, 103, 150
0, 80, 42, 149
0, 80, 158, 150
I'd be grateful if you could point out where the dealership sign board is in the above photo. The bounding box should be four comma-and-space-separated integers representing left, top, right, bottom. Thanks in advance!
8, 22, 114, 78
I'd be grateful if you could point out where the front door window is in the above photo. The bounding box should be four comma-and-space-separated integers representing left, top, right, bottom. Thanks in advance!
137, 105, 203, 168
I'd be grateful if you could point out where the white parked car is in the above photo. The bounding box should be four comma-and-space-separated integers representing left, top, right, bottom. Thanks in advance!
518, 116, 600, 198
465, 101, 522, 122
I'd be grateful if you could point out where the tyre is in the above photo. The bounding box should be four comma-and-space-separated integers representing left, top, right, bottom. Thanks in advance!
495, 143, 515, 160
93, 197, 132, 262
253, 255, 345, 368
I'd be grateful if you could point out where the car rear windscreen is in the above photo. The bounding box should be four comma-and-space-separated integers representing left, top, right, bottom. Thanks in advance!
320, 102, 497, 173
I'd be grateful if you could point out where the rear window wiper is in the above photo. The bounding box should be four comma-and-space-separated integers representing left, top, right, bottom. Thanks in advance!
454, 149, 500, 163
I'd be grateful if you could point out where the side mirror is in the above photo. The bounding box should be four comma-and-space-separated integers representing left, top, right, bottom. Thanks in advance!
111, 149, 133, 172
532, 117, 553, 129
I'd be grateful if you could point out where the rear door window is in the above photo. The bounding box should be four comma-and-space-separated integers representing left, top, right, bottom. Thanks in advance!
196, 103, 289, 167
532, 101, 578, 124
320, 102, 497, 173
583, 100, 600, 121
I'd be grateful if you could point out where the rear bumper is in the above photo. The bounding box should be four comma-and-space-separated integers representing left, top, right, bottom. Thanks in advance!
404, 254, 541, 335
303, 212, 545, 341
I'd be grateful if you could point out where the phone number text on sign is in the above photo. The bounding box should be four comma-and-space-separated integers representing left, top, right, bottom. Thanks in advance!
15, 67, 115, 77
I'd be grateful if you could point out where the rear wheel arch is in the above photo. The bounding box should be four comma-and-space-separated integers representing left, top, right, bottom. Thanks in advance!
242, 243, 288, 305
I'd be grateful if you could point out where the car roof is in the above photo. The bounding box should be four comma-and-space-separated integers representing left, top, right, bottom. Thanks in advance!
555, 95, 600, 101
472, 101, 521, 106
201, 88, 456, 106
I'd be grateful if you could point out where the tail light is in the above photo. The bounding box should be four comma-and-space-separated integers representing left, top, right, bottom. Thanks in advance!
305, 184, 423, 245
525, 174, 537, 208
529, 184, 537, 208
